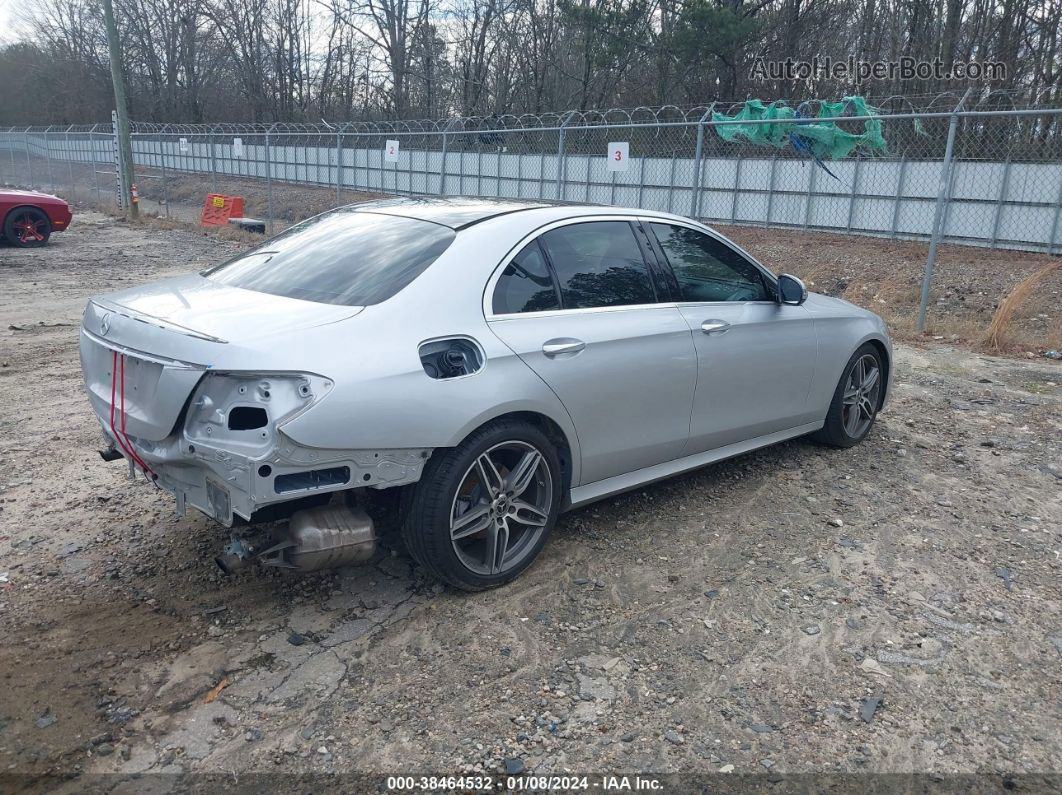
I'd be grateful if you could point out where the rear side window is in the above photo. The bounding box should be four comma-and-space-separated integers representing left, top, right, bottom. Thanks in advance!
204, 209, 455, 306
492, 242, 561, 314
538, 222, 656, 309
650, 223, 769, 302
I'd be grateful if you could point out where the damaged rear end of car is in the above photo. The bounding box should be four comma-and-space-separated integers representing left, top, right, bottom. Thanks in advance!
79, 283, 431, 536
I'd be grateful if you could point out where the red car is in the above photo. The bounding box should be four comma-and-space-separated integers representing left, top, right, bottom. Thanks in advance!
1, 189, 72, 247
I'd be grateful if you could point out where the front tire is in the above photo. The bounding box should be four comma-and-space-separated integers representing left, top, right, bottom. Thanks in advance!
402, 419, 561, 591
812, 343, 884, 448
4, 207, 51, 247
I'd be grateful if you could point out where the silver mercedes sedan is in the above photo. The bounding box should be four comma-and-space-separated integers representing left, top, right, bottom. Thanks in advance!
79, 198, 891, 590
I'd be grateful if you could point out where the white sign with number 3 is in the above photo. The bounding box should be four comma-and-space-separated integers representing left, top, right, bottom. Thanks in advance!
384, 139, 400, 162
607, 141, 629, 172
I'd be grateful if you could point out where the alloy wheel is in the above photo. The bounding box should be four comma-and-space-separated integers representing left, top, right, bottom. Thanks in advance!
449, 440, 553, 576
841, 353, 881, 438
11, 211, 47, 245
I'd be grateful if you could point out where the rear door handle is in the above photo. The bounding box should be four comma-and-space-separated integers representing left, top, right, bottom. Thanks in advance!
701, 319, 731, 335
542, 338, 586, 357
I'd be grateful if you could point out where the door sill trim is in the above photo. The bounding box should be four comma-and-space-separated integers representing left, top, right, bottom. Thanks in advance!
566, 421, 823, 510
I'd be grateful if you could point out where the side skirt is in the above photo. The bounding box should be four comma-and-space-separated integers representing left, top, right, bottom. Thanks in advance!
565, 421, 823, 510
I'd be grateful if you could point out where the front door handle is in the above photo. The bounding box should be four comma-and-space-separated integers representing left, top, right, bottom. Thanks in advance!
701, 319, 732, 335
542, 338, 586, 357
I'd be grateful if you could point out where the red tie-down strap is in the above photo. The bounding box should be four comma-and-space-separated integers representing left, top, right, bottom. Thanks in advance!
109, 350, 156, 479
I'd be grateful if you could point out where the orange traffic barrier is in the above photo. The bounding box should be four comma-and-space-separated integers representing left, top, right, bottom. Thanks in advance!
201, 194, 245, 226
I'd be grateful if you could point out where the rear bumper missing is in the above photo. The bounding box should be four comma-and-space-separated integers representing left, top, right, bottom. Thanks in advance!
99, 424, 431, 526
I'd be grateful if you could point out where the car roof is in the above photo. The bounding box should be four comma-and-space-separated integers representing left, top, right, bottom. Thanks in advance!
350, 196, 552, 229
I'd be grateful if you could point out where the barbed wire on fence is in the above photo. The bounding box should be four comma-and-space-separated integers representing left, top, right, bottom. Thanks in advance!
1, 98, 1060, 262
4, 86, 1060, 136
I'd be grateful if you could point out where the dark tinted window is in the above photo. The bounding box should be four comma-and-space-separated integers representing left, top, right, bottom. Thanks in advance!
492, 242, 560, 314
650, 223, 770, 302
204, 209, 455, 306
538, 222, 655, 309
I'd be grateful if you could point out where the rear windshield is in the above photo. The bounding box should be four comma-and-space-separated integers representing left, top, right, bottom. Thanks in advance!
203, 209, 455, 306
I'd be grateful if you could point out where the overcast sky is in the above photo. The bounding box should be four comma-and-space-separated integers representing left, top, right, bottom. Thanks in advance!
0, 0, 15, 45
0, 0, 32, 45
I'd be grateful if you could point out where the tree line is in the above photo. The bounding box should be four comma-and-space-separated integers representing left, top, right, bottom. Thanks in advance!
0, 0, 1059, 125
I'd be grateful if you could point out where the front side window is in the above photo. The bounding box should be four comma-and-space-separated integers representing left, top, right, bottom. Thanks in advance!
650, 223, 770, 303
538, 222, 656, 309
204, 209, 455, 306
492, 241, 561, 314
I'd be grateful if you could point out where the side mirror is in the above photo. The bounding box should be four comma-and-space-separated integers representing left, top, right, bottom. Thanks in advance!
777, 273, 808, 306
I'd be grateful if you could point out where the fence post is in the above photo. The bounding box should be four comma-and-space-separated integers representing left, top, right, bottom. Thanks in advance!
766, 153, 779, 227
439, 118, 457, 196
265, 124, 276, 234
209, 126, 218, 193
159, 125, 170, 218
556, 111, 575, 201
44, 126, 55, 191
111, 111, 128, 210
25, 128, 33, 187
65, 126, 76, 200
90, 125, 101, 203
917, 90, 970, 333
516, 143, 524, 198
667, 155, 677, 213
690, 105, 715, 218
582, 151, 591, 202
336, 123, 349, 205
989, 156, 1012, 248
440, 128, 448, 196
845, 156, 862, 232
352, 132, 360, 193
729, 158, 742, 223
889, 156, 907, 238
636, 153, 647, 208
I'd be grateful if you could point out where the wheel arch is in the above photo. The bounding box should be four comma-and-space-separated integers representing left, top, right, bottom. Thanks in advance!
454, 410, 577, 504
862, 336, 891, 410
2, 203, 48, 223
2, 203, 51, 237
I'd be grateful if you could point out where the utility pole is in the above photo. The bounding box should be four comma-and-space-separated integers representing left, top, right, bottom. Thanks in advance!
102, 0, 138, 219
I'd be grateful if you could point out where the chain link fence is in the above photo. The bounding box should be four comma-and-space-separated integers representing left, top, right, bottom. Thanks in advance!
2, 101, 1060, 262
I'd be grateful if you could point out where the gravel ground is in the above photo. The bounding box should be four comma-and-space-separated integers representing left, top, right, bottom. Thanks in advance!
0, 213, 1060, 792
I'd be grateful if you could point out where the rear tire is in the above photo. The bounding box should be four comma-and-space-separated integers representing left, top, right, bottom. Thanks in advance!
402, 419, 561, 591
4, 207, 51, 247
811, 343, 884, 448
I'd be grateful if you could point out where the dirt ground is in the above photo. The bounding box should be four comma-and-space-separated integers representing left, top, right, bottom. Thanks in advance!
0, 212, 1060, 792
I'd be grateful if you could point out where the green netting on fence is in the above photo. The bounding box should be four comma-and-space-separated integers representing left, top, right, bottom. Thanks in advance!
711, 97, 887, 159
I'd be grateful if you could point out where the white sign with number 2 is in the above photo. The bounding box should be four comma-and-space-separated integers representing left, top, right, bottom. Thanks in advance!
384, 139, 400, 162
607, 141, 629, 172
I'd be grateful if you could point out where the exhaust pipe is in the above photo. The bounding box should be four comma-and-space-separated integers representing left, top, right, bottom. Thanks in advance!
259, 504, 376, 573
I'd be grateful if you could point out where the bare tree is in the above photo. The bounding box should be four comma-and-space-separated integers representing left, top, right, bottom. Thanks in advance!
2, 0, 1058, 123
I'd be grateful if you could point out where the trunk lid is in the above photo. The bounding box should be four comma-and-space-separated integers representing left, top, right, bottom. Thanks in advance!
91, 273, 362, 346
80, 274, 362, 441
